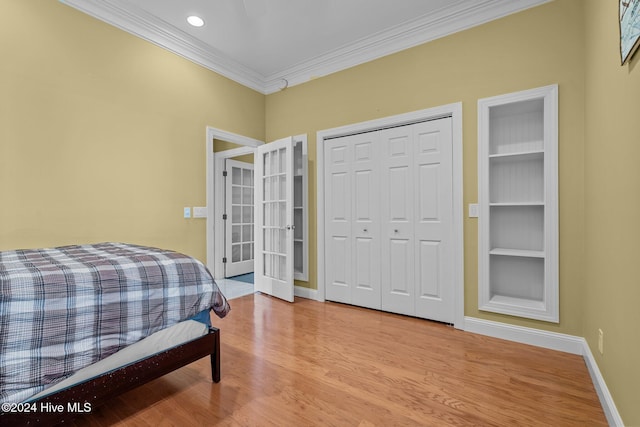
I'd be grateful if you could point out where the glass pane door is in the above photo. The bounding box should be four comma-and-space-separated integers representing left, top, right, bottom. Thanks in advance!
254, 137, 294, 302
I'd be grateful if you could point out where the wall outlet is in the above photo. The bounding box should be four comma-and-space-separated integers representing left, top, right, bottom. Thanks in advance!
469, 203, 479, 218
598, 329, 604, 355
183, 207, 191, 218
193, 206, 207, 218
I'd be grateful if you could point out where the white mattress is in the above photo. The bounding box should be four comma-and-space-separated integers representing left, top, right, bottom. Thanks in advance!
30, 320, 210, 400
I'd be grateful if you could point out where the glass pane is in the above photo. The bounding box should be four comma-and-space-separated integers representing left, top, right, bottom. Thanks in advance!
264, 203, 270, 227
270, 150, 277, 175
242, 225, 252, 242
279, 148, 286, 173
242, 243, 251, 261
271, 176, 277, 202
232, 167, 241, 185
242, 206, 251, 223
250, 243, 254, 260
249, 206, 254, 224
263, 176, 270, 201
270, 202, 278, 227
264, 253, 270, 276
232, 206, 241, 224
232, 185, 242, 204
243, 187, 252, 204
232, 225, 241, 243
279, 229, 286, 255
279, 175, 286, 201
272, 254, 278, 280
243, 168, 252, 186
279, 255, 286, 281
232, 244, 241, 262
264, 229, 270, 252
279, 202, 286, 228
263, 152, 270, 176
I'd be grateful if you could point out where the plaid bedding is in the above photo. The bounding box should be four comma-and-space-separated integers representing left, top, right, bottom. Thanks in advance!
0, 242, 230, 404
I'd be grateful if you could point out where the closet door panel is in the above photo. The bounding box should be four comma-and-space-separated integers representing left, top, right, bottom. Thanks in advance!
352, 136, 381, 309
413, 119, 454, 323
380, 127, 415, 316
324, 140, 352, 304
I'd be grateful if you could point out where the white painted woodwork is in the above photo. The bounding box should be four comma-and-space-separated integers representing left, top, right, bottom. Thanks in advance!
292, 137, 309, 282
224, 159, 254, 277
380, 119, 453, 322
324, 118, 454, 323
254, 137, 294, 302
64, 0, 550, 94
324, 132, 381, 310
478, 84, 558, 322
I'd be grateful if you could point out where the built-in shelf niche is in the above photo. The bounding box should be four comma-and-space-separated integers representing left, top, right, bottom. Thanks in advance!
293, 138, 308, 281
478, 84, 558, 323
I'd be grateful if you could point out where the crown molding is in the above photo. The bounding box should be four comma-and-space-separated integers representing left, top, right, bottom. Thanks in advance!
61, 0, 551, 95
60, 0, 266, 92
263, 0, 551, 93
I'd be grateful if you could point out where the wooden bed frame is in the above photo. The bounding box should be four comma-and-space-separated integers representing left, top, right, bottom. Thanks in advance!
0, 327, 220, 426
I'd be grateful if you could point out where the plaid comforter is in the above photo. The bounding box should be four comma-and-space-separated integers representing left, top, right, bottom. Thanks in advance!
0, 242, 230, 404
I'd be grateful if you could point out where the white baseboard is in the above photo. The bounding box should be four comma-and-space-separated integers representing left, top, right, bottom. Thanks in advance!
464, 317, 584, 354
464, 317, 623, 426
294, 285, 319, 301
581, 341, 624, 427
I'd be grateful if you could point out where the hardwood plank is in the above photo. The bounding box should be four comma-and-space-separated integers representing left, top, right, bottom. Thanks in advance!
71, 293, 606, 426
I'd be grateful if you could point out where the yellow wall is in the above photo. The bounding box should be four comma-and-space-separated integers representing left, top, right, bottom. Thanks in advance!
0, 0, 265, 261
266, 0, 586, 336
584, 1, 640, 425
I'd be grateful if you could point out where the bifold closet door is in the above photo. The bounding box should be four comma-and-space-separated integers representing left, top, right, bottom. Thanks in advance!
324, 132, 381, 310
380, 118, 454, 323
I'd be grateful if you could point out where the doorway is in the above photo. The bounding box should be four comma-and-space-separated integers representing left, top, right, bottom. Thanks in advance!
206, 128, 264, 299
316, 103, 465, 328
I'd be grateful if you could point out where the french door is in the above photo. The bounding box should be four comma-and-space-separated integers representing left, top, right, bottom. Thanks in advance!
254, 137, 295, 302
224, 159, 255, 277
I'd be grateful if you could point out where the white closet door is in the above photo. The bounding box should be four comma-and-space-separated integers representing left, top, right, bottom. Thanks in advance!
380, 118, 454, 323
380, 126, 416, 316
412, 119, 453, 323
324, 132, 381, 309
225, 159, 254, 278
254, 137, 294, 303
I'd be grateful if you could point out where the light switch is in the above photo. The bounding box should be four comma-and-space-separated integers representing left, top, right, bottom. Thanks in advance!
193, 207, 207, 218
183, 207, 191, 218
468, 204, 479, 218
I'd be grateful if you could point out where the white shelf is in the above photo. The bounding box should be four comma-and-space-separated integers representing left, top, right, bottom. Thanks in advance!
490, 202, 544, 206
293, 137, 309, 282
490, 248, 545, 258
478, 84, 558, 323
488, 149, 544, 159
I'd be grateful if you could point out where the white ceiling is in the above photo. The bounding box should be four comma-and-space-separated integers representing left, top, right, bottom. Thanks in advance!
61, 0, 550, 94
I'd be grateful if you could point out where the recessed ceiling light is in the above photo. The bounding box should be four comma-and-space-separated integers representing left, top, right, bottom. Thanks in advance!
187, 15, 205, 27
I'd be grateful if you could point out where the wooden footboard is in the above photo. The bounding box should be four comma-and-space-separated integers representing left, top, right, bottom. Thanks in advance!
0, 327, 220, 426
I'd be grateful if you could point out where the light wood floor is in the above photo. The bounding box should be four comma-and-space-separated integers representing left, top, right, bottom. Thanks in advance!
74, 293, 607, 426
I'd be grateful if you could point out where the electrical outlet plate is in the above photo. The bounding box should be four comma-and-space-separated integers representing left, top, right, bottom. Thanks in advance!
469, 203, 479, 218
193, 206, 207, 218
598, 329, 604, 354
183, 207, 191, 218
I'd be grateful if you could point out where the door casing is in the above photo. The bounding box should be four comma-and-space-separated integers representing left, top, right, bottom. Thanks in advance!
206, 127, 264, 280
316, 103, 465, 329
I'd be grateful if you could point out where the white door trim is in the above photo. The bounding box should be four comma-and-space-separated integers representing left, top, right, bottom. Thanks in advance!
206, 127, 264, 280
316, 103, 465, 329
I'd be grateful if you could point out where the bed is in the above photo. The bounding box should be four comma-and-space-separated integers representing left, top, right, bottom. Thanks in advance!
0, 242, 230, 425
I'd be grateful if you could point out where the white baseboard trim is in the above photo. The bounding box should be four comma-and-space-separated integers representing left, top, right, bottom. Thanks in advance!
464, 317, 584, 354
294, 285, 319, 301
464, 317, 623, 426
581, 341, 624, 427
